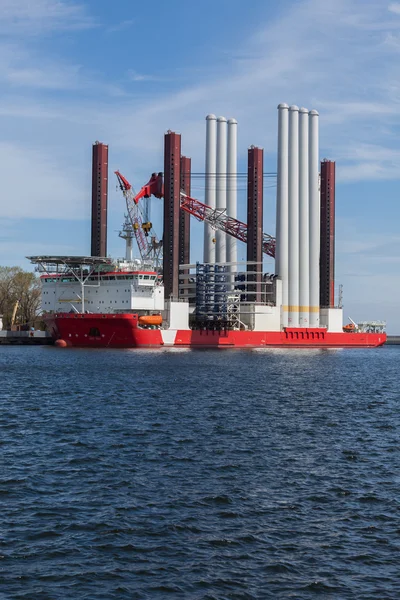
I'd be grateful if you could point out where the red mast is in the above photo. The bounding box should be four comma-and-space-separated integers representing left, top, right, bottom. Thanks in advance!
320, 159, 335, 307
163, 131, 181, 300
179, 156, 191, 267
91, 141, 108, 257
247, 146, 264, 303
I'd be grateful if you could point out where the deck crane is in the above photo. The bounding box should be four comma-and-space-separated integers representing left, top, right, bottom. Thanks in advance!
133, 172, 276, 258
115, 171, 163, 264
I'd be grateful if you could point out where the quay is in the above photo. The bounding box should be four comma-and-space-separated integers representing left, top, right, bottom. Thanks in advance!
0, 331, 53, 345
385, 336, 400, 345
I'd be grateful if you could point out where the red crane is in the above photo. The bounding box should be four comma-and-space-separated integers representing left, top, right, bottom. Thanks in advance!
133, 172, 276, 259
115, 171, 163, 263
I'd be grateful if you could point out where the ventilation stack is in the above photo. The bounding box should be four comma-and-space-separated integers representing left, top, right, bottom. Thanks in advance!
91, 141, 108, 257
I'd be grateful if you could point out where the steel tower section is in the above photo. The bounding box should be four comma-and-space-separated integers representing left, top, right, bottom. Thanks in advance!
227, 118, 238, 268
204, 115, 217, 263
299, 108, 310, 327
320, 159, 336, 307
216, 116, 227, 263
276, 103, 289, 326
309, 110, 320, 327
163, 131, 181, 300
91, 141, 108, 257
247, 146, 264, 303
288, 105, 300, 327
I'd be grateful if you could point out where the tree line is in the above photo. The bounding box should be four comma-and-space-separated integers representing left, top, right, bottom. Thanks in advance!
0, 267, 41, 329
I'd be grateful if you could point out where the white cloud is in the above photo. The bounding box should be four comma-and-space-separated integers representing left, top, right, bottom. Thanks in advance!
0, 142, 88, 220
0, 0, 94, 35
334, 143, 400, 181
0, 239, 79, 269
5, 64, 82, 90
106, 19, 135, 33
388, 2, 400, 15
2, 0, 400, 329
4, 0, 400, 213
127, 70, 167, 83
3, 0, 400, 210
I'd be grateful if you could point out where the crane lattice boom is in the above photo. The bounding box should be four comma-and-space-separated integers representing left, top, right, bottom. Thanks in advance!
115, 171, 148, 259
120, 171, 276, 260
115, 171, 163, 264
179, 192, 276, 258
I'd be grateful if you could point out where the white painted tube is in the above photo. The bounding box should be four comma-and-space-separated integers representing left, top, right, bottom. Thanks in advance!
309, 109, 320, 327
299, 107, 309, 327
227, 118, 237, 272
276, 103, 289, 328
288, 105, 299, 328
204, 114, 217, 263
216, 116, 227, 264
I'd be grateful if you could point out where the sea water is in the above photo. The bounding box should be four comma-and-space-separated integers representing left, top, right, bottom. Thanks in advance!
1, 345, 399, 599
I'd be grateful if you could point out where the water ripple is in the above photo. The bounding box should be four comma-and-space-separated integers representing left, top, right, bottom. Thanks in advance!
0, 345, 399, 598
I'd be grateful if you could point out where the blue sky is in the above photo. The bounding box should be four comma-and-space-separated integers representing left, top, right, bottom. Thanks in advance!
1, 0, 400, 330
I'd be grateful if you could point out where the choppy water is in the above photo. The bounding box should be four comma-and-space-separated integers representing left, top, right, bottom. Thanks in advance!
0, 345, 399, 599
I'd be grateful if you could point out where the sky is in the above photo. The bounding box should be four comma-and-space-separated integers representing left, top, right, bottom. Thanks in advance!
1, 0, 400, 331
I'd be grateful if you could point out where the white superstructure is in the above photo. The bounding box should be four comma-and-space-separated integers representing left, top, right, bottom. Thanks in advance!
40, 259, 164, 314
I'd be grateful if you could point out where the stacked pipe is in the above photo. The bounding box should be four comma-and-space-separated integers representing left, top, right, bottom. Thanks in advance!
275, 103, 320, 328
204, 115, 237, 265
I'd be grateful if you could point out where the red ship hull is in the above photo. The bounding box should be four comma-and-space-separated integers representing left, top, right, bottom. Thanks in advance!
44, 313, 387, 348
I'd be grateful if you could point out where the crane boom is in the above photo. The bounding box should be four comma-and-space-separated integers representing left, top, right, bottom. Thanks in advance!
179, 192, 276, 258
115, 171, 163, 263
132, 171, 276, 259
